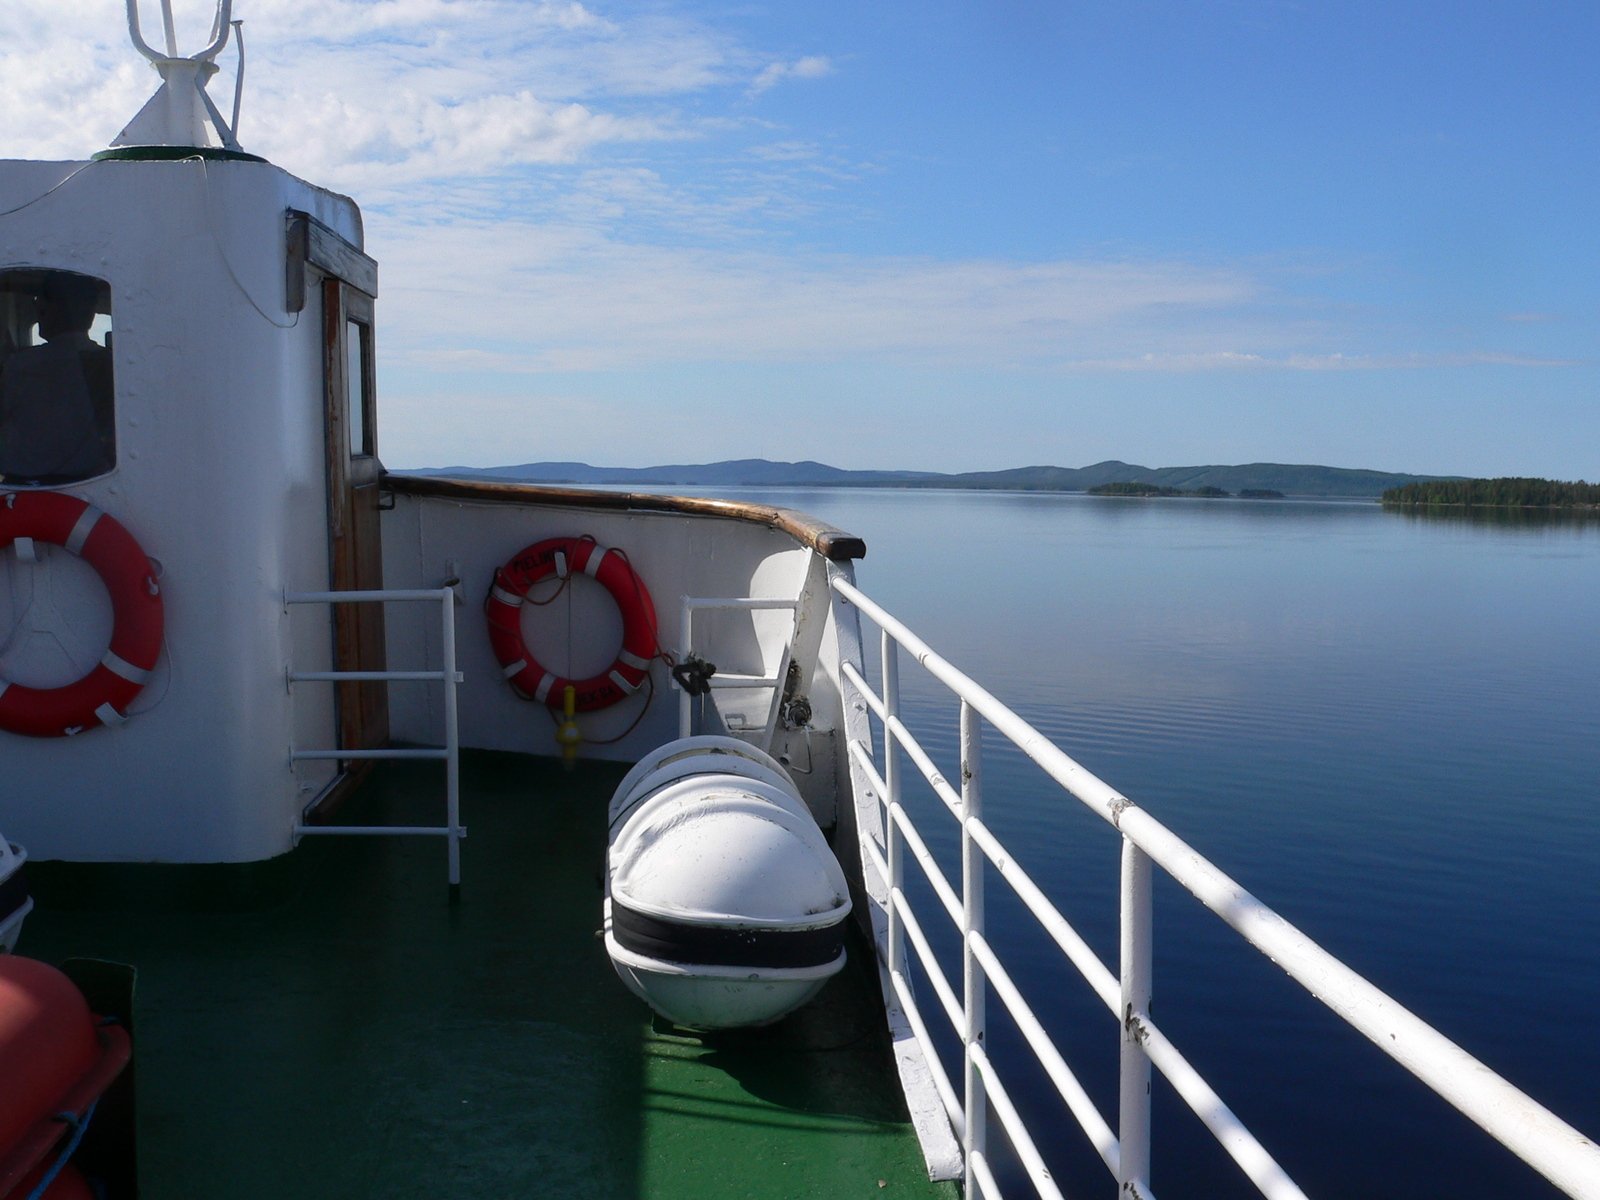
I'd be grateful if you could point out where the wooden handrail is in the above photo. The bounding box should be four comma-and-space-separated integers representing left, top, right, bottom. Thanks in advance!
384, 472, 867, 562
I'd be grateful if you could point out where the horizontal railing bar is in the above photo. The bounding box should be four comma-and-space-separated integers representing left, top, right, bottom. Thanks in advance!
286, 588, 451, 604
705, 674, 781, 688
681, 596, 799, 611
969, 1149, 1002, 1200
969, 817, 1120, 1014
862, 836, 891, 896
971, 1041, 1069, 1200
290, 670, 451, 682
886, 957, 966, 1140
294, 825, 459, 838
841, 660, 888, 724
835, 575, 1131, 817
970, 931, 1120, 1178
1131, 1009, 1307, 1200
888, 713, 964, 820
845, 737, 963, 930
887, 802, 964, 929
1114, 805, 1600, 1197
836, 574, 1600, 1199
847, 739, 893, 822
291, 748, 447, 761
891, 887, 965, 1034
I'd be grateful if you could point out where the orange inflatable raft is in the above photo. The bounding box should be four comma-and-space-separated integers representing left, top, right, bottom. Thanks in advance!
0, 957, 131, 1198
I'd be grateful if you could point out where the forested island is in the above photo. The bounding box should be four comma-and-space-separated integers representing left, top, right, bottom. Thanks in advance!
1381, 478, 1600, 509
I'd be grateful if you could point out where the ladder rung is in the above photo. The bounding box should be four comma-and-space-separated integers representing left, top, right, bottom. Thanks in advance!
292, 748, 447, 761
706, 674, 781, 688
295, 825, 463, 838
290, 670, 453, 682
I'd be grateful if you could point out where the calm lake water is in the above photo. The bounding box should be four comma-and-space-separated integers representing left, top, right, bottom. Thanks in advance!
687, 486, 1600, 1199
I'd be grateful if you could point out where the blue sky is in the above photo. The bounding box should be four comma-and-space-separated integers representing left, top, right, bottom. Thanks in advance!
3, 0, 1596, 476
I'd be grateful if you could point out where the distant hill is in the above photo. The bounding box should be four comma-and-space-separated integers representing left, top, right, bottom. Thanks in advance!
410, 458, 937, 487
405, 458, 1458, 499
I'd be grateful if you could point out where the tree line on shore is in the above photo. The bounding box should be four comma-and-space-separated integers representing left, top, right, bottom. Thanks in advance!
1381, 478, 1600, 508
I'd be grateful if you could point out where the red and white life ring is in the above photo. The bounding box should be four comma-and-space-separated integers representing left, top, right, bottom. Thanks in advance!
485, 536, 658, 712
0, 492, 164, 738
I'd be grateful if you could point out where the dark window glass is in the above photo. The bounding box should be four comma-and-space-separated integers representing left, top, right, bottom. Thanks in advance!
346, 318, 372, 458
0, 270, 115, 486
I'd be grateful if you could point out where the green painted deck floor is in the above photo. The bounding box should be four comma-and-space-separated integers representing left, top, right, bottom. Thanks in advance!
24, 752, 956, 1199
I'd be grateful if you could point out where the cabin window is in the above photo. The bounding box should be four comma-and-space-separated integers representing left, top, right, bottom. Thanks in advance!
346, 317, 373, 458
0, 270, 115, 486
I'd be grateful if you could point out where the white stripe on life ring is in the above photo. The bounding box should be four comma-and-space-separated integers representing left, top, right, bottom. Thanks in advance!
609, 669, 640, 693
101, 650, 151, 685
501, 659, 526, 679
554, 551, 569, 579
65, 505, 103, 555
583, 546, 608, 578
13, 537, 38, 563
533, 674, 555, 704
94, 702, 126, 727
617, 649, 650, 671
490, 585, 524, 608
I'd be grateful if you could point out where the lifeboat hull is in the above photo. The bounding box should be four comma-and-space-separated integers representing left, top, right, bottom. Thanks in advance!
605, 737, 852, 1029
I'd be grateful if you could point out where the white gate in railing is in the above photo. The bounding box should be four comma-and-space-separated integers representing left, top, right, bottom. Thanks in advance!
285, 587, 464, 889
829, 571, 1600, 1200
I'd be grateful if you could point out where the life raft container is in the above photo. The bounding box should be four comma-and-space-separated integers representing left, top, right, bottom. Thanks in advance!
485, 536, 657, 712
0, 957, 132, 1198
0, 492, 163, 738
604, 736, 851, 1029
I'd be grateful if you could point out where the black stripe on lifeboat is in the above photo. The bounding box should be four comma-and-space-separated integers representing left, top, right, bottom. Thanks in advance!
611, 900, 844, 970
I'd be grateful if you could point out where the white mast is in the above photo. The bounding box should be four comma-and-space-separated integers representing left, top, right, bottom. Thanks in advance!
112, 0, 245, 153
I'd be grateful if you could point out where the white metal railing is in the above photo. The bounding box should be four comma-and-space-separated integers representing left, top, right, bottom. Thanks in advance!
830, 572, 1600, 1200
285, 587, 464, 888
677, 595, 799, 746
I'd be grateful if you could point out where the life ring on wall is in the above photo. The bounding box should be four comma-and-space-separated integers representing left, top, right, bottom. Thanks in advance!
486, 536, 659, 712
0, 492, 164, 738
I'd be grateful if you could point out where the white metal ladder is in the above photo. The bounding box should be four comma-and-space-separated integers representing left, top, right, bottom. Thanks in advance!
285, 587, 464, 888
676, 595, 800, 748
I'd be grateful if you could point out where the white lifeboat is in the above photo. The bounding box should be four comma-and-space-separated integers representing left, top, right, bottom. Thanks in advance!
604, 737, 852, 1029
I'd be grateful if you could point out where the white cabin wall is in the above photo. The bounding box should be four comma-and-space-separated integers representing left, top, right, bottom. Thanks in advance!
0, 158, 358, 862
381, 492, 816, 763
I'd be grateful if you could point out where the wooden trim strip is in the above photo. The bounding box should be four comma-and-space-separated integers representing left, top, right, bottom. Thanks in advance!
286, 210, 379, 311
384, 472, 867, 561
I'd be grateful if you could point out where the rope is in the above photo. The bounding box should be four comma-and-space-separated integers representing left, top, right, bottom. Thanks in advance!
196, 160, 300, 331
550, 671, 657, 747
24, 1099, 98, 1200
0, 162, 100, 221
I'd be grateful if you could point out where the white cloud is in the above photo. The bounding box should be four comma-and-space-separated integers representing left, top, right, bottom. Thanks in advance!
748, 55, 833, 97
4, 2, 1572, 474
368, 210, 1281, 383
0, 0, 731, 182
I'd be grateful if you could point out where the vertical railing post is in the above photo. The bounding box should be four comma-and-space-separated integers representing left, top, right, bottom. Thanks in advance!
1119, 838, 1153, 1196
440, 588, 461, 893
960, 700, 987, 1195
881, 629, 903, 982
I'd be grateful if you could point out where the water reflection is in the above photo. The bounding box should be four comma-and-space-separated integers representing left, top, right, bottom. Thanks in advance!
1382, 501, 1600, 530
681, 484, 1600, 1200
